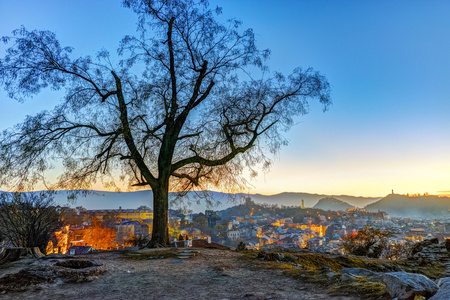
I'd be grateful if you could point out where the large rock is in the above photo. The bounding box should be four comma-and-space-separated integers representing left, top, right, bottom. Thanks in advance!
436, 277, 450, 287
340, 273, 357, 282
429, 277, 450, 300
339, 267, 377, 277
382, 272, 438, 300
339, 267, 383, 282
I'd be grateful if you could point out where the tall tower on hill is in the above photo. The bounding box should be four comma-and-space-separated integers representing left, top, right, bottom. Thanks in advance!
301, 199, 305, 209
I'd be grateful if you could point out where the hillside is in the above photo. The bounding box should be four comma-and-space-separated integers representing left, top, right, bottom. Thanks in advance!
365, 194, 450, 218
250, 192, 380, 209
0, 249, 360, 299
313, 197, 354, 211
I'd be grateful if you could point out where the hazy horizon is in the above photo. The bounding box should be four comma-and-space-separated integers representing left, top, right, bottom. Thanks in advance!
1, 187, 438, 199
1, 188, 383, 198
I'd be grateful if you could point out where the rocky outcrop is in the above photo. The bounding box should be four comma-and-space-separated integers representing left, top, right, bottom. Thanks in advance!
340, 273, 357, 281
339, 267, 383, 282
382, 271, 438, 300
410, 238, 449, 263
339, 267, 377, 277
53, 259, 105, 283
429, 277, 450, 300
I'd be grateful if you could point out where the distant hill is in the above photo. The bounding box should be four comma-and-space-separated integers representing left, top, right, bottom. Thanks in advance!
4, 190, 448, 218
0, 190, 240, 212
313, 197, 354, 211
249, 192, 380, 209
0, 190, 380, 213
51, 190, 237, 212
365, 194, 450, 218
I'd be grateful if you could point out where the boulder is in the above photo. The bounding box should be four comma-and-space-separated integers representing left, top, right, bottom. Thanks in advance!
326, 271, 337, 278
284, 254, 298, 263
429, 277, 450, 300
339, 267, 377, 277
382, 272, 438, 300
428, 238, 440, 244
340, 273, 357, 282
436, 277, 450, 287
339, 267, 383, 282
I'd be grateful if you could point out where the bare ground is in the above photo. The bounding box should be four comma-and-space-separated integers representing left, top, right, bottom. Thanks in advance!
0, 248, 360, 300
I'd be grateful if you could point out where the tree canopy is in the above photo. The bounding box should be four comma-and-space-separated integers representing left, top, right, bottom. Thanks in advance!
0, 0, 331, 246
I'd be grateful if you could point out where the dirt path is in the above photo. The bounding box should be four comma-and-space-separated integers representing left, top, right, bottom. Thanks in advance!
2, 249, 359, 300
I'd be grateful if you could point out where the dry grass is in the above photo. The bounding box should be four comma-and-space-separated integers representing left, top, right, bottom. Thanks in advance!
242, 250, 398, 299
292, 253, 345, 272
331, 277, 389, 300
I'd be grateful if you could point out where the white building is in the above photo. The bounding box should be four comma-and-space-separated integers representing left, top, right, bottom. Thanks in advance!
227, 230, 241, 241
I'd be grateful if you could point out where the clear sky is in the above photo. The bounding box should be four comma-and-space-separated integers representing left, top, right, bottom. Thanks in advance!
1, 0, 449, 197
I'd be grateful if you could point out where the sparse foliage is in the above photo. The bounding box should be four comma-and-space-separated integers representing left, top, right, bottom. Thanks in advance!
343, 226, 391, 258
0, 192, 61, 253
193, 215, 208, 230
380, 240, 413, 260
0, 0, 331, 246
103, 211, 121, 229
59, 207, 83, 226
126, 233, 150, 248
236, 241, 246, 251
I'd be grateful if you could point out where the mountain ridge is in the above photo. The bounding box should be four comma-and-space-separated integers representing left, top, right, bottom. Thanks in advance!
0, 189, 380, 212
365, 194, 450, 218
249, 192, 380, 209
4, 190, 448, 218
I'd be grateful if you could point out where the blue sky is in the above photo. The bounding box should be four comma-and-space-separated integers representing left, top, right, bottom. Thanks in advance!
1, 0, 450, 197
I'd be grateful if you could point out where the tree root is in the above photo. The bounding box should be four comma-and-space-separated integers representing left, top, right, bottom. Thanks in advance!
0, 247, 44, 265
145, 240, 167, 248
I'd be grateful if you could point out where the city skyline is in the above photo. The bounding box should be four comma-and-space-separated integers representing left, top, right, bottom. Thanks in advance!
1, 1, 449, 197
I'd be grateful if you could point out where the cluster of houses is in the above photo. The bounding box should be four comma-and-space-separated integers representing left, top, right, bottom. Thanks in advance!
223, 218, 326, 250
215, 207, 450, 254
47, 207, 154, 254
47, 202, 450, 256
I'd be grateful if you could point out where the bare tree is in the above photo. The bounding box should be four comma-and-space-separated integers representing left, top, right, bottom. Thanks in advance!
0, 0, 331, 246
343, 226, 391, 258
103, 211, 121, 229
0, 192, 61, 254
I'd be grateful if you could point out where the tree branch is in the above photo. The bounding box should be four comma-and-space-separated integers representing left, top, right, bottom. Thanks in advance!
111, 71, 157, 187
167, 17, 178, 119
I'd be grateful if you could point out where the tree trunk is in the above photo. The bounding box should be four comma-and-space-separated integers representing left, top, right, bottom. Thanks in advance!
0, 247, 44, 265
149, 182, 170, 247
